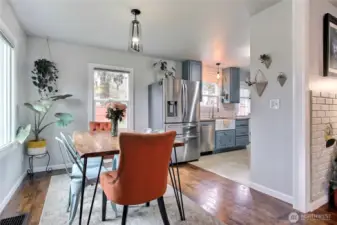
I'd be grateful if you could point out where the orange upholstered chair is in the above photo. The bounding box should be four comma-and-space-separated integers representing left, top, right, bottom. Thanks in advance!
100, 131, 176, 225
89, 121, 111, 132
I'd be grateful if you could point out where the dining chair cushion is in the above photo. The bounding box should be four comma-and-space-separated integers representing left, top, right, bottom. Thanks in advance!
100, 131, 176, 205
89, 122, 111, 132
72, 164, 107, 180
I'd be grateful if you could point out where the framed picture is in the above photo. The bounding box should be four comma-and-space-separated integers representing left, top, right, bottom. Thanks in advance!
324, 13, 337, 76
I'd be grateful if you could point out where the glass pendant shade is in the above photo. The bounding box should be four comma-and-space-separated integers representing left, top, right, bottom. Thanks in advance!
129, 10, 142, 53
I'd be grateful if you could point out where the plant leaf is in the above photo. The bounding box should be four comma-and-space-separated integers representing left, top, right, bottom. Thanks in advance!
24, 103, 40, 113
55, 113, 73, 127
50, 94, 73, 101
15, 124, 31, 144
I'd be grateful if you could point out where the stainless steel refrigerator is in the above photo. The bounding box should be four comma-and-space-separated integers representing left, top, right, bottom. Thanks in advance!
148, 78, 201, 163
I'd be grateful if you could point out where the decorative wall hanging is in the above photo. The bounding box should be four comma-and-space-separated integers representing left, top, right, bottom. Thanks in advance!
277, 73, 287, 87
259, 54, 272, 69
129, 9, 142, 53
245, 76, 256, 86
254, 69, 268, 97
323, 13, 337, 76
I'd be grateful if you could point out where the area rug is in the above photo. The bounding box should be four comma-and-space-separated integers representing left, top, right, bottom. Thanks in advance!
39, 175, 224, 225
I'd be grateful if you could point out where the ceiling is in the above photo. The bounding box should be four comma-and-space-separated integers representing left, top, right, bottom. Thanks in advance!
9, 0, 281, 67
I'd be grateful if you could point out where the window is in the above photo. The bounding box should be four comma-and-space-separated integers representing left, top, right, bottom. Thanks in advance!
237, 87, 251, 117
89, 66, 133, 130
0, 32, 14, 148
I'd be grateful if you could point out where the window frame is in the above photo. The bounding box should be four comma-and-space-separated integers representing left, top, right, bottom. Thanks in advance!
0, 29, 15, 151
88, 64, 134, 130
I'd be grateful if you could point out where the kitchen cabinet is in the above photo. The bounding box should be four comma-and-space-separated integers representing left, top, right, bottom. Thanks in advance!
182, 60, 202, 101
215, 130, 235, 150
235, 118, 249, 147
222, 67, 240, 103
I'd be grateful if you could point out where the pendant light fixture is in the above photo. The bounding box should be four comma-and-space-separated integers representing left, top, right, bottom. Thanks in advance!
216, 63, 221, 79
129, 9, 142, 53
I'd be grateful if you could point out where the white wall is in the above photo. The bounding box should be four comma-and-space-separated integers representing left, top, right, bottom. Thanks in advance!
250, 0, 293, 199
0, 0, 27, 213
26, 37, 182, 167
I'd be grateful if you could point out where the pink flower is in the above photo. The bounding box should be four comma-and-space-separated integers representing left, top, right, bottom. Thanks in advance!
107, 102, 127, 111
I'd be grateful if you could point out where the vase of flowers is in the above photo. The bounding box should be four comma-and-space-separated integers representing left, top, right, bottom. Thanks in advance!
106, 102, 127, 136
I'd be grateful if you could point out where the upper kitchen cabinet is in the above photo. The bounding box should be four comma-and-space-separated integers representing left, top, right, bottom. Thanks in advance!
222, 67, 240, 103
182, 60, 202, 101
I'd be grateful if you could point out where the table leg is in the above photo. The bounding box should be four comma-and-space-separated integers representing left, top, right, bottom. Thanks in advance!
169, 147, 185, 221
87, 157, 104, 225
79, 157, 87, 225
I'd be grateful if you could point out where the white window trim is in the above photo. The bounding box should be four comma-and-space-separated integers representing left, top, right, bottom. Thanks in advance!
0, 19, 17, 153
88, 64, 134, 130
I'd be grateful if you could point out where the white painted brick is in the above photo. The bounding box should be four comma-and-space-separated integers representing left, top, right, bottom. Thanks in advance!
312, 111, 318, 117
312, 131, 324, 139
330, 105, 337, 110
317, 98, 326, 104
331, 117, 337, 122
312, 97, 317, 104
312, 91, 321, 97
312, 104, 320, 111
330, 93, 336, 98
321, 92, 330, 98
312, 138, 324, 145
321, 104, 329, 111
326, 99, 333, 104
333, 99, 337, 105
317, 111, 325, 117
312, 118, 322, 124
322, 117, 330, 123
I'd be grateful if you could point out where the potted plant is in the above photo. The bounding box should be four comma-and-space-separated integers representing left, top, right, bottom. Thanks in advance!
106, 102, 127, 137
19, 58, 73, 155
153, 60, 176, 80
328, 152, 337, 208
31, 58, 59, 99
24, 95, 73, 155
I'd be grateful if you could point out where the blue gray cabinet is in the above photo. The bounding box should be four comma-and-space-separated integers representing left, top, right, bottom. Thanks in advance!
222, 67, 240, 103
215, 130, 235, 150
235, 119, 249, 147
182, 60, 202, 101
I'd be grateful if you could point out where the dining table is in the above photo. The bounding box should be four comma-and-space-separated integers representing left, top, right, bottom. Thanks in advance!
73, 131, 186, 225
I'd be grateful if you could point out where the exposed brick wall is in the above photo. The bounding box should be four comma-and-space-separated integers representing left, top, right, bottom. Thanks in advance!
311, 91, 336, 201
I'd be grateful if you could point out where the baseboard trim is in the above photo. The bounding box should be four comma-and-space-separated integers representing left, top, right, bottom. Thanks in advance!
310, 195, 328, 212
0, 172, 26, 214
33, 163, 72, 173
250, 182, 293, 204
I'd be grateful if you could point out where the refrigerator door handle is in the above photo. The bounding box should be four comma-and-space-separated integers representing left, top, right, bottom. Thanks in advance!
181, 82, 184, 120
184, 83, 188, 121
183, 135, 198, 139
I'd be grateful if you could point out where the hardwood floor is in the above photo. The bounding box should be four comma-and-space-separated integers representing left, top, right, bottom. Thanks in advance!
1, 164, 337, 225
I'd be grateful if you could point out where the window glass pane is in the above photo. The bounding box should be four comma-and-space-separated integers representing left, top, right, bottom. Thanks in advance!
93, 69, 129, 129
201, 96, 218, 107
202, 82, 218, 96
94, 70, 129, 101
0, 34, 13, 148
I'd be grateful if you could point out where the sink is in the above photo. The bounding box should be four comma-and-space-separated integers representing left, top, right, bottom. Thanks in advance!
215, 119, 235, 130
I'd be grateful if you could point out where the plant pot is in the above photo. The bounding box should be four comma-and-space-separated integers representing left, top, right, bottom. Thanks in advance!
27, 140, 47, 155
334, 190, 337, 208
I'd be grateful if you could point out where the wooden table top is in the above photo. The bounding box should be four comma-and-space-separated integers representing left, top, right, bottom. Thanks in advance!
73, 131, 184, 158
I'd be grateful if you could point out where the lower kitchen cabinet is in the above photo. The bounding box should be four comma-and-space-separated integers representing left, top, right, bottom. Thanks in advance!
215, 130, 235, 150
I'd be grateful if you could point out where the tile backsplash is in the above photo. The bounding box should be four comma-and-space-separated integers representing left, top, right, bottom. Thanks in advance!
200, 103, 236, 119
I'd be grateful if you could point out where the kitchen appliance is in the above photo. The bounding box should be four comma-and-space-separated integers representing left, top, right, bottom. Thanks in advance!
148, 78, 201, 163
200, 121, 215, 153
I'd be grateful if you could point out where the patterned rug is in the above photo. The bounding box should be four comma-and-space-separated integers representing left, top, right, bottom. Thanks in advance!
39, 175, 224, 225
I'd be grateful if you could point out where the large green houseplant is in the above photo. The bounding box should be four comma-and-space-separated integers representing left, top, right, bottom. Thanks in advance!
16, 58, 73, 155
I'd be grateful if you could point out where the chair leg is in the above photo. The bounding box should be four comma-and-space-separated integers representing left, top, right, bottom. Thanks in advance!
110, 201, 118, 217
68, 193, 80, 225
157, 197, 170, 225
121, 205, 128, 225
146, 202, 150, 207
102, 191, 107, 221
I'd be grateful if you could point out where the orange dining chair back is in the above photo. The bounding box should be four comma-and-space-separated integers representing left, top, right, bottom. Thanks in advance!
100, 131, 176, 225
89, 121, 111, 132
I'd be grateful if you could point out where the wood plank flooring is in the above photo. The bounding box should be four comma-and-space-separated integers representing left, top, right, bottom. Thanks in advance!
1, 164, 337, 225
